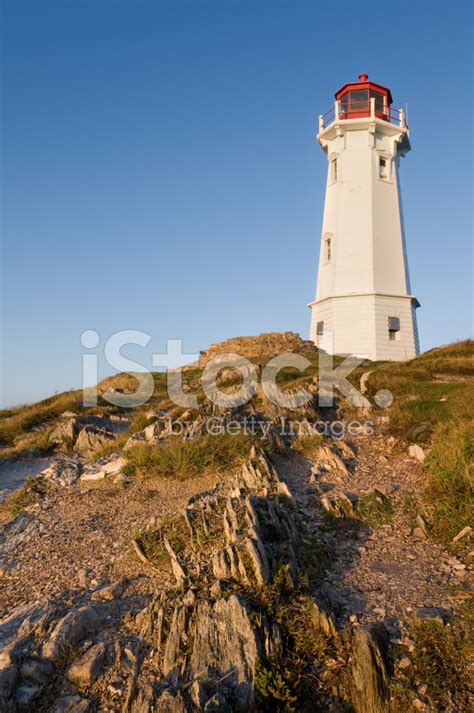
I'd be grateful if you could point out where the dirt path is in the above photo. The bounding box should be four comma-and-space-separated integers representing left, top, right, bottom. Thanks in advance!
276, 426, 470, 640
0, 469, 217, 620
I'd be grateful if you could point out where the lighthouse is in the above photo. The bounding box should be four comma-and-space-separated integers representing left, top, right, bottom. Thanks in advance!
309, 74, 420, 361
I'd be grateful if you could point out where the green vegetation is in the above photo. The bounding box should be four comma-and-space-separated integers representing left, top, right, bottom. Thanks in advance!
124, 432, 256, 479
400, 494, 419, 530
0, 391, 82, 448
0, 476, 45, 519
259, 350, 369, 393
91, 412, 154, 459
0, 370, 169, 453
135, 505, 225, 568
255, 662, 298, 711
292, 434, 323, 461
355, 492, 393, 525
251, 567, 342, 712
424, 422, 473, 545
391, 614, 473, 711
367, 340, 473, 549
411, 339, 474, 376
367, 340, 473, 439
134, 528, 170, 568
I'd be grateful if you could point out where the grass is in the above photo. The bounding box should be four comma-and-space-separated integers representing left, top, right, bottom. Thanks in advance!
258, 350, 370, 392
91, 412, 153, 459
412, 339, 474, 377
134, 528, 170, 567
355, 492, 393, 525
368, 379, 468, 441
251, 567, 342, 712
423, 422, 473, 546
135, 505, 225, 568
0, 384, 138, 454
367, 342, 472, 418
133, 513, 191, 568
365, 340, 473, 550
391, 613, 473, 711
0, 369, 169, 453
124, 432, 256, 479
292, 434, 323, 461
0, 476, 45, 518
0, 391, 83, 448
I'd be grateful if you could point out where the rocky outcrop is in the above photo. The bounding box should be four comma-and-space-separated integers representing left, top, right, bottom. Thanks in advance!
40, 458, 83, 486
66, 642, 106, 687
42, 605, 105, 660
80, 454, 125, 481
188, 595, 258, 710
73, 425, 117, 454
127, 448, 336, 711
0, 598, 105, 710
199, 331, 317, 366
349, 624, 391, 713
49, 414, 129, 453
52, 695, 90, 712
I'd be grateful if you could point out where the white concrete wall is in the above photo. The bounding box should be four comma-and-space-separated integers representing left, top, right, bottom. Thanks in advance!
310, 295, 376, 358
372, 295, 419, 361
309, 293, 418, 361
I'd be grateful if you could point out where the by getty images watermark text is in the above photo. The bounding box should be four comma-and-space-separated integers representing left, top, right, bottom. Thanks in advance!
160, 416, 374, 440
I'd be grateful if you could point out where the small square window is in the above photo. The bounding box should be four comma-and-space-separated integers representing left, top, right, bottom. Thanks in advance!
379, 156, 389, 180
316, 321, 324, 336
388, 316, 400, 341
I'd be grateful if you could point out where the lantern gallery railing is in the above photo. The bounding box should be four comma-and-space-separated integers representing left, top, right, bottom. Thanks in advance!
319, 98, 407, 131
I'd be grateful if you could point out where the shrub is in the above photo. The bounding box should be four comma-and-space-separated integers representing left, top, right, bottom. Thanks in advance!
255, 662, 298, 712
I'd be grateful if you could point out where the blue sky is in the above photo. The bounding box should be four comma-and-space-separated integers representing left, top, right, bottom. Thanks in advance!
1, 0, 472, 407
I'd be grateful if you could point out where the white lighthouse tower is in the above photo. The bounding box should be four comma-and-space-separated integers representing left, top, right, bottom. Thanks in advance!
309, 74, 420, 361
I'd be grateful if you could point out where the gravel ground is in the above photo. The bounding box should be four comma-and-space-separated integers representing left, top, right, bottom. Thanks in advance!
275, 426, 472, 639
0, 467, 217, 618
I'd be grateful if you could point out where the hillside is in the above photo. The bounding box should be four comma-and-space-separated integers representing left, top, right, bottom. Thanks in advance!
0, 335, 472, 712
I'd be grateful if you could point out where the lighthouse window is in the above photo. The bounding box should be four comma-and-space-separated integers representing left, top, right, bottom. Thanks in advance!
330, 157, 338, 183
370, 90, 385, 115
317, 321, 324, 336
348, 89, 368, 110
388, 316, 401, 341
379, 156, 389, 180
325, 236, 331, 262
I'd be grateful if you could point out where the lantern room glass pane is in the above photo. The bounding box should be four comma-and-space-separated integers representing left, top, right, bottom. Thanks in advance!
370, 90, 385, 114
348, 89, 368, 109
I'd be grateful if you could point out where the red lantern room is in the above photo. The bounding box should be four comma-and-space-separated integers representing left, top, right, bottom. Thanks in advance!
335, 73, 392, 121
319, 75, 406, 139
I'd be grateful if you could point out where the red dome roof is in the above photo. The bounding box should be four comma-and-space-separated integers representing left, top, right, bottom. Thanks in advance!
335, 73, 393, 105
